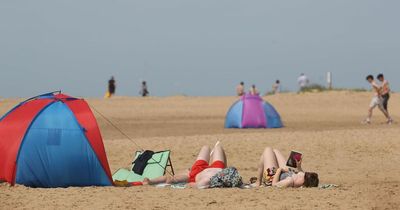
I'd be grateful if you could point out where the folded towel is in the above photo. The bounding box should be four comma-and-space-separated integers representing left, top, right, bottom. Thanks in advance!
155, 183, 186, 189
319, 184, 339, 189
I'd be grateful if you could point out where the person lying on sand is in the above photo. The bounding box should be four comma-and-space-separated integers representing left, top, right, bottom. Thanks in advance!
251, 147, 319, 188
143, 143, 242, 189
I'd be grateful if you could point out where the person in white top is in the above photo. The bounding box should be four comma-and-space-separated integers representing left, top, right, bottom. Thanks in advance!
363, 75, 392, 124
236, 81, 245, 96
272, 80, 281, 94
377, 74, 390, 113
297, 73, 309, 92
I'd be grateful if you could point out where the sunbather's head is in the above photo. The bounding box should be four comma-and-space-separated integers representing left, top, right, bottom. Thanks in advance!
303, 172, 319, 187
210, 167, 243, 188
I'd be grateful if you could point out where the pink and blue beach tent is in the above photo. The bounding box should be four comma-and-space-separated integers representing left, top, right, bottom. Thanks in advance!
0, 92, 113, 188
225, 94, 283, 128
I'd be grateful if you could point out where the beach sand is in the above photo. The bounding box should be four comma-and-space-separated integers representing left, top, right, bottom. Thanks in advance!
0, 92, 399, 209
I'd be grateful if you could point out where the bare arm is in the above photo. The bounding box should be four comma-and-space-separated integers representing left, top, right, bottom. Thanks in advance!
272, 178, 294, 188
272, 168, 282, 185
382, 81, 390, 94
186, 182, 198, 188
195, 177, 211, 189
372, 83, 383, 96
272, 168, 293, 188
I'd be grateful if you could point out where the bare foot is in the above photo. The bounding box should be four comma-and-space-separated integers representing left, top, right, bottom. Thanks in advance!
249, 177, 257, 184
165, 175, 175, 184
250, 182, 262, 188
142, 178, 151, 185
361, 119, 371, 124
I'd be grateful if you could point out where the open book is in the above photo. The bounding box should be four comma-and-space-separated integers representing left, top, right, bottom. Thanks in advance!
286, 151, 302, 168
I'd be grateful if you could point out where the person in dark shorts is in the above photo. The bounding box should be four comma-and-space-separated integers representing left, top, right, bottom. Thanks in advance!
108, 76, 116, 97
377, 74, 390, 112
363, 75, 392, 124
140, 81, 149, 97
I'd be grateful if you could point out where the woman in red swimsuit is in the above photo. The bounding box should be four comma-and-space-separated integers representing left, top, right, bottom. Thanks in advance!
143, 143, 227, 188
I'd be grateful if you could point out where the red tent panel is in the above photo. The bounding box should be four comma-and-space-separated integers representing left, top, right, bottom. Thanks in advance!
0, 99, 53, 184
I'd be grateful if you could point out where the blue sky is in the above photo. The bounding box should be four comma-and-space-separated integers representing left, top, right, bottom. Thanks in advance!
1, 0, 399, 97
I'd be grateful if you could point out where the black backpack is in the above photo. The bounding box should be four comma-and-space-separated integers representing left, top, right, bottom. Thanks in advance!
132, 150, 155, 175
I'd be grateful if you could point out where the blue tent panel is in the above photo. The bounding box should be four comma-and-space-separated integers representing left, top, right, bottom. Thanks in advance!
15, 101, 111, 187
224, 101, 243, 128
263, 102, 283, 128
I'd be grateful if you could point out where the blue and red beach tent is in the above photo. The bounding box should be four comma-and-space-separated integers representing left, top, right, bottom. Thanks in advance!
0, 92, 113, 187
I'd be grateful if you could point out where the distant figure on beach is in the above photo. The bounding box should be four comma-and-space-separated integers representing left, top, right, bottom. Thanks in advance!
236, 81, 245, 96
272, 80, 281, 94
249, 84, 259, 95
105, 76, 116, 98
297, 73, 309, 92
377, 74, 390, 113
140, 81, 149, 97
363, 75, 392, 124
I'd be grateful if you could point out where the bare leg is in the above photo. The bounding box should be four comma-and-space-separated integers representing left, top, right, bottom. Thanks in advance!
378, 106, 392, 122
196, 146, 211, 162
143, 170, 189, 185
143, 175, 168, 185
210, 145, 227, 166
169, 173, 189, 183
367, 107, 373, 122
253, 147, 279, 186
273, 149, 287, 169
253, 155, 265, 186
262, 147, 279, 172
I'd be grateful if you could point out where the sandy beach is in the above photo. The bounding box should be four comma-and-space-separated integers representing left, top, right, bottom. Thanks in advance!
0, 91, 399, 210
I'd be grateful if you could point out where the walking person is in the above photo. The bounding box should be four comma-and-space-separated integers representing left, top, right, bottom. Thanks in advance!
236, 82, 245, 96
140, 81, 149, 97
363, 75, 393, 124
272, 80, 281, 94
297, 73, 309, 92
105, 76, 116, 98
377, 74, 390, 113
